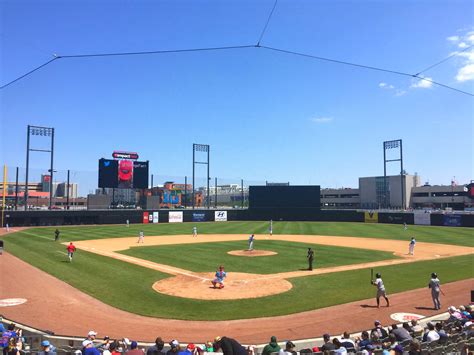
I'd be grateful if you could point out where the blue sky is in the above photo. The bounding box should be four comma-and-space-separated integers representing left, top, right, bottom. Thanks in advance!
1, 0, 473, 193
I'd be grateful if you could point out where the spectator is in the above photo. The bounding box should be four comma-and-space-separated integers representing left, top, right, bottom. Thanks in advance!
109, 341, 121, 355
0, 317, 5, 334
147, 337, 165, 355
126, 341, 143, 355
402, 322, 413, 335
178, 344, 191, 355
262, 336, 281, 355
278, 341, 296, 355
447, 306, 463, 322
410, 320, 423, 335
202, 342, 214, 353
166, 340, 180, 355
382, 334, 398, 351
372, 321, 388, 339
459, 306, 472, 319
408, 339, 421, 355
356, 331, 373, 351
339, 332, 355, 351
332, 338, 347, 355
1, 324, 17, 349
83, 341, 100, 355
321, 334, 336, 352
100, 337, 111, 354
390, 324, 412, 342
86, 331, 98, 343
435, 323, 448, 344
38, 340, 56, 355
213, 336, 247, 355
4, 337, 21, 355
422, 323, 440, 343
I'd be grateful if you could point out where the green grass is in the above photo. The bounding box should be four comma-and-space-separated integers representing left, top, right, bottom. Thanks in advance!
119, 240, 398, 274
12, 220, 473, 247
2, 221, 473, 320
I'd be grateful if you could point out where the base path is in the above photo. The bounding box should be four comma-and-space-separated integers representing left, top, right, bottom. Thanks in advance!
1, 252, 472, 344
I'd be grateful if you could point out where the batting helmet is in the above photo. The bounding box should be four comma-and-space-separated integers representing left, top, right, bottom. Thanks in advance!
431, 272, 437, 278
375, 273, 381, 278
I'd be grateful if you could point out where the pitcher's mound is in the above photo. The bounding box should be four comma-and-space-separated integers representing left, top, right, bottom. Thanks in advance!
153, 272, 292, 300
227, 250, 277, 257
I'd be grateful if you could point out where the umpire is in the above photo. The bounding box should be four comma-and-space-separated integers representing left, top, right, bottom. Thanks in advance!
307, 247, 314, 271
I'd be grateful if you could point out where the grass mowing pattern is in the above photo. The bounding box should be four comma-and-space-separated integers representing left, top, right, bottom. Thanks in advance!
9, 221, 473, 246
2, 222, 473, 320
119, 240, 398, 274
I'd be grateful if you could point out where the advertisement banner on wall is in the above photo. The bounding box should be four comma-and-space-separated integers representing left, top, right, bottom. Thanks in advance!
215, 211, 228, 222
152, 212, 159, 224
143, 211, 149, 224
364, 211, 378, 223
169, 211, 183, 223
443, 214, 462, 227
192, 212, 206, 222
414, 212, 431, 225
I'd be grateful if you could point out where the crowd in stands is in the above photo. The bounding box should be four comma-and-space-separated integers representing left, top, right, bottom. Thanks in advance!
1, 304, 473, 355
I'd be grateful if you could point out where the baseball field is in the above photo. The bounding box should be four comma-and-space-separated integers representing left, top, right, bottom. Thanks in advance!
3, 221, 473, 323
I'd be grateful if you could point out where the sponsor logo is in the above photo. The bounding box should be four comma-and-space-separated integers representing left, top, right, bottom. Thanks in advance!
104, 161, 110, 167
390, 313, 423, 322
169, 211, 183, 223
112, 151, 139, 160
0, 298, 27, 307
192, 213, 206, 222
364, 211, 378, 223
215, 211, 227, 222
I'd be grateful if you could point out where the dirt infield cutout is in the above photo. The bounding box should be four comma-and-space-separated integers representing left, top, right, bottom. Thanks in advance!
72, 234, 474, 300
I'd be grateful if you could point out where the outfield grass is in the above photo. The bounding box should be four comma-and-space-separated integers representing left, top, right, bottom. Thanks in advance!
3, 222, 473, 320
12, 221, 473, 246
119, 240, 398, 274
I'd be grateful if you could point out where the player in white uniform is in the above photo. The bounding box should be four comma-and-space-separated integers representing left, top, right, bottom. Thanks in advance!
126, 219, 129, 227
428, 272, 442, 310
137, 230, 144, 243
408, 237, 416, 255
248, 234, 255, 250
404, 222, 408, 231
372, 273, 390, 308
269, 220, 273, 237
193, 226, 198, 237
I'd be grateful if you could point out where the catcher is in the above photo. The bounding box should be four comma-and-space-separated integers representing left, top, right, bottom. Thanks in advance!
211, 265, 227, 289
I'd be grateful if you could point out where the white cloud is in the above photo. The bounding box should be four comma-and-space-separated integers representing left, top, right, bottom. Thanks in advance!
456, 63, 474, 82
311, 117, 333, 124
458, 42, 468, 48
411, 77, 433, 89
379, 82, 404, 96
447, 35, 460, 42
379, 82, 387, 88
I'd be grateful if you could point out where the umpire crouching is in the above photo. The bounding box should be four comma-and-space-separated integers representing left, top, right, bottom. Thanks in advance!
213, 336, 247, 355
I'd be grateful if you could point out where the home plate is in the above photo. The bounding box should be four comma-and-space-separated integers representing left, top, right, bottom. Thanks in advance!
0, 298, 27, 307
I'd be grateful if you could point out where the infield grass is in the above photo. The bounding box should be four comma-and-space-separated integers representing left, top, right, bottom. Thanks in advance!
119, 240, 398, 274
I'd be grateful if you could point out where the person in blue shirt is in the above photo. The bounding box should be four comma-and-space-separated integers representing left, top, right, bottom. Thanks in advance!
211, 265, 227, 289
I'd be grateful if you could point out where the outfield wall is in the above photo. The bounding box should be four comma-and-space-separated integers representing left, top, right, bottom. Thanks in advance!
3, 209, 473, 227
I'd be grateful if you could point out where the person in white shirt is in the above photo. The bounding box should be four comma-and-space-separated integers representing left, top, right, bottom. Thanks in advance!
424, 323, 440, 342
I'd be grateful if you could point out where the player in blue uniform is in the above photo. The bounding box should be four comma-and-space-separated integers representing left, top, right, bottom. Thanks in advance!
211, 265, 227, 289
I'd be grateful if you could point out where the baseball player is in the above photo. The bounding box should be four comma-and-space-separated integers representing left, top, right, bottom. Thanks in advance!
211, 265, 227, 289
408, 237, 416, 255
403, 222, 408, 231
428, 272, 442, 310
248, 234, 255, 250
126, 219, 129, 227
137, 230, 144, 243
269, 220, 273, 237
66, 242, 76, 262
54, 228, 60, 241
307, 247, 314, 271
372, 273, 390, 308
193, 226, 198, 238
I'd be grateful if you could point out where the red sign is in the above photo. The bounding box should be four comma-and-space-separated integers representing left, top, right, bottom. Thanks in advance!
113, 151, 139, 160
43, 175, 51, 182
143, 212, 149, 224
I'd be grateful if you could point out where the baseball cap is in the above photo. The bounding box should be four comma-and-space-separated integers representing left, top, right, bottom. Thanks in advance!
286, 341, 295, 348
323, 333, 330, 340
170, 340, 179, 348
82, 340, 93, 347
187, 343, 195, 350
131, 341, 138, 349
41, 341, 50, 347
374, 320, 381, 326
448, 306, 456, 312
312, 347, 319, 352
88, 331, 97, 336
